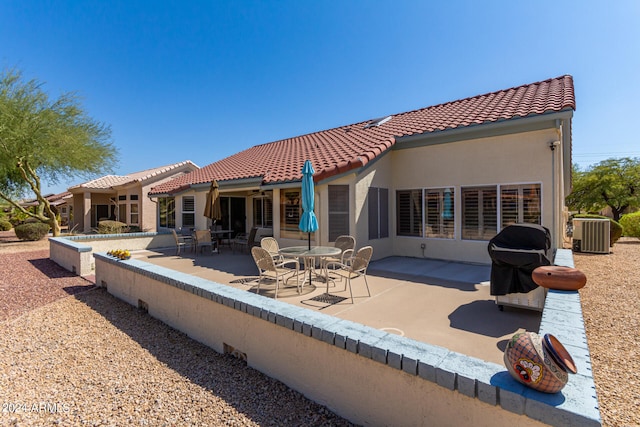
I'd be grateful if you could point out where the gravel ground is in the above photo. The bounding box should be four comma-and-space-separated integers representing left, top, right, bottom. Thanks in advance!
574, 238, 640, 427
0, 232, 353, 426
1, 231, 638, 426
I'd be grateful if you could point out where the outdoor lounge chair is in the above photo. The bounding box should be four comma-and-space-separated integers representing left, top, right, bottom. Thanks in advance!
325, 246, 373, 304
251, 246, 300, 299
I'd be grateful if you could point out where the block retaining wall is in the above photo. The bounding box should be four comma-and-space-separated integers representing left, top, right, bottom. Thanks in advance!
89, 245, 600, 427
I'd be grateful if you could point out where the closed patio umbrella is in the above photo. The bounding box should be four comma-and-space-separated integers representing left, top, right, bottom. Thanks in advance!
298, 160, 318, 250
299, 160, 318, 285
203, 180, 222, 222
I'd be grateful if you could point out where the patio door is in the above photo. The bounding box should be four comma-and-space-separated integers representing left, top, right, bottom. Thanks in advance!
219, 196, 246, 237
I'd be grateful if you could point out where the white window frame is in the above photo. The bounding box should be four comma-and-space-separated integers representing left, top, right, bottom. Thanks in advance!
461, 182, 542, 241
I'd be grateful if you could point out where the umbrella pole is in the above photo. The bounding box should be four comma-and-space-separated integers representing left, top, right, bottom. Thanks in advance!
308, 232, 312, 284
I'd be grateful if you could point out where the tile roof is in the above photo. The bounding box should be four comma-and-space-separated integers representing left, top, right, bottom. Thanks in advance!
69, 161, 198, 191
150, 75, 575, 195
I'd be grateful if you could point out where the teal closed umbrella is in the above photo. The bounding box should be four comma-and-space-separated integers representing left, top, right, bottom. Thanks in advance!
299, 160, 318, 250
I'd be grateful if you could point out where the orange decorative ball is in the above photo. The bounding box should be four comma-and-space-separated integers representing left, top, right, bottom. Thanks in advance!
532, 266, 587, 291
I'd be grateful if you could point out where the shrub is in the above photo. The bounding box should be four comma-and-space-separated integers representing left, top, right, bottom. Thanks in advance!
14, 222, 50, 241
572, 214, 622, 246
620, 212, 640, 238
98, 220, 128, 234
0, 220, 12, 231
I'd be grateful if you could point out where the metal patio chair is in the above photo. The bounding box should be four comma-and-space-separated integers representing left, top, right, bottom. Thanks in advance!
324, 246, 373, 303
251, 246, 300, 299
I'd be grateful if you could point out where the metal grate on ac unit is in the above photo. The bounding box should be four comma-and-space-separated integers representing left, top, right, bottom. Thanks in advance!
572, 218, 610, 254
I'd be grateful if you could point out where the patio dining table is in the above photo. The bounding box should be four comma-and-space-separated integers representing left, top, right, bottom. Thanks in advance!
278, 246, 343, 304
210, 229, 233, 251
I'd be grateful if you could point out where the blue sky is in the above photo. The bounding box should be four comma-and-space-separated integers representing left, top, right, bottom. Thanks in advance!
2, 1, 639, 195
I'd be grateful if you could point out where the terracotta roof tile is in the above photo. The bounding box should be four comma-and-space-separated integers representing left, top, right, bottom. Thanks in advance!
69, 161, 198, 191
150, 75, 575, 195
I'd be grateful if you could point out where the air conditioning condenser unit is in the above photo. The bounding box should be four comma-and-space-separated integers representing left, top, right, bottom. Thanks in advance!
572, 218, 610, 254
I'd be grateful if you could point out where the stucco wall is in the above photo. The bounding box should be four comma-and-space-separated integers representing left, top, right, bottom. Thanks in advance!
387, 128, 559, 264
49, 233, 176, 276
92, 250, 600, 427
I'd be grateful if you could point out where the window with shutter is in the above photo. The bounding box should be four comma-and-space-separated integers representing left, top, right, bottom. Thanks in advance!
501, 184, 541, 227
368, 187, 389, 240
425, 188, 454, 238
182, 196, 195, 228
396, 190, 422, 237
253, 197, 273, 227
328, 185, 349, 241
462, 186, 497, 240
280, 189, 309, 239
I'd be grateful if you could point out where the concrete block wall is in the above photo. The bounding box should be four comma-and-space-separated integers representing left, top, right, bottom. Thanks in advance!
49, 232, 175, 276
93, 248, 601, 427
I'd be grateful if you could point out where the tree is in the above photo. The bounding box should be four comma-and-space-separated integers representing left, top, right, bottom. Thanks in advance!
0, 68, 118, 236
566, 158, 640, 221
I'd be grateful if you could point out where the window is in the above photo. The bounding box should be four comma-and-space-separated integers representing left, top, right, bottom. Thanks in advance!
158, 197, 175, 228
130, 203, 139, 224
118, 195, 126, 201
368, 187, 389, 240
461, 183, 541, 241
425, 188, 454, 238
182, 196, 195, 228
118, 204, 127, 224
328, 185, 349, 241
397, 190, 422, 237
253, 197, 273, 228
501, 184, 541, 227
130, 194, 139, 201
462, 186, 497, 240
280, 189, 304, 239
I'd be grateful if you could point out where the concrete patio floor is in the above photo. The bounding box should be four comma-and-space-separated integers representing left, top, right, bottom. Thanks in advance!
133, 247, 542, 365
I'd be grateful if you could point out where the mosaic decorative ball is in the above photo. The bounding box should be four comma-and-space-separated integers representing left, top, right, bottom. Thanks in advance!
504, 332, 577, 393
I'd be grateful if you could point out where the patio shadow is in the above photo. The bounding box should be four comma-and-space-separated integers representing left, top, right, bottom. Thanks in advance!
367, 256, 490, 292
448, 300, 542, 338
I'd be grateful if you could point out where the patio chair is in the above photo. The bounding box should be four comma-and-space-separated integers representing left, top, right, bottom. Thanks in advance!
180, 226, 195, 252
194, 230, 217, 255
251, 246, 300, 299
232, 226, 258, 253
322, 235, 356, 275
325, 246, 373, 304
171, 229, 188, 255
260, 237, 284, 262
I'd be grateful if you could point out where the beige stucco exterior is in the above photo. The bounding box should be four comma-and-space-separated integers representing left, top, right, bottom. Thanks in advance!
67, 162, 197, 233
162, 113, 571, 266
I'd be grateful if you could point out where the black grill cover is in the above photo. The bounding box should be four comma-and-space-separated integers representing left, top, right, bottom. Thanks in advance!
487, 224, 553, 296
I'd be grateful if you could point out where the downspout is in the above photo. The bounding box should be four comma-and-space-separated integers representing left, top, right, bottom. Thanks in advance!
549, 139, 560, 247
550, 119, 564, 248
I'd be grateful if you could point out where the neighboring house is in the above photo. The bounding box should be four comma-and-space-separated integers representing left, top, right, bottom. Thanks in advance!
19, 191, 72, 225
66, 161, 199, 233
149, 76, 575, 264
